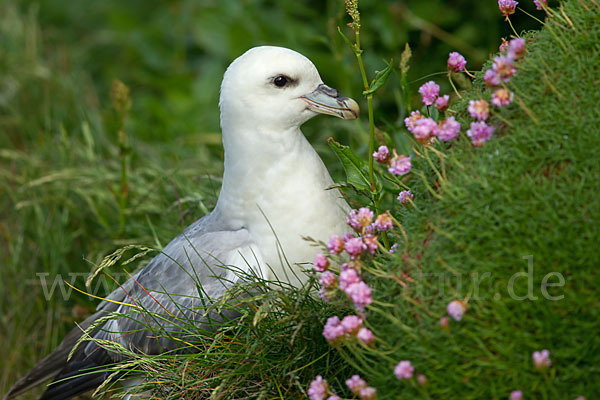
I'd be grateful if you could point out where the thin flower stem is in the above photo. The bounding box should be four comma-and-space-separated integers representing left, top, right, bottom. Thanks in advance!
354, 31, 377, 194
423, 147, 445, 185
447, 73, 462, 98
367, 94, 376, 192
506, 16, 520, 37
463, 68, 476, 79
518, 7, 546, 24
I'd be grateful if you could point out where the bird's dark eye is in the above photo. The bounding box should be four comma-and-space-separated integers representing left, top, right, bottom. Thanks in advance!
274, 75, 288, 87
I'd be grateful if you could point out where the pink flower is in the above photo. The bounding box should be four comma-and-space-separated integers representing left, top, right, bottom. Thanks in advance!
493, 55, 517, 82
373, 145, 391, 164
484, 69, 501, 87
347, 208, 374, 232
507, 38, 526, 59
532, 349, 552, 369
327, 235, 344, 254
346, 375, 366, 395
323, 317, 345, 343
417, 374, 427, 386
418, 81, 440, 106
388, 154, 412, 175
389, 243, 399, 253
439, 316, 450, 329
327, 396, 340, 400
492, 88, 514, 107
468, 99, 490, 121
341, 315, 363, 334
498, 0, 518, 16
320, 271, 337, 288
412, 117, 439, 141
339, 267, 361, 291
308, 376, 329, 400
397, 190, 414, 204
510, 390, 523, 400
342, 232, 356, 242
345, 281, 373, 310
374, 213, 394, 231
437, 116, 461, 142
314, 253, 330, 272
357, 208, 374, 227
435, 94, 450, 112
447, 52, 467, 72
359, 387, 377, 400
404, 110, 424, 132
347, 210, 362, 232
467, 121, 495, 146
394, 360, 414, 380
363, 234, 378, 255
447, 299, 467, 321
318, 271, 338, 301
344, 237, 366, 259
534, 0, 547, 9
357, 327, 375, 345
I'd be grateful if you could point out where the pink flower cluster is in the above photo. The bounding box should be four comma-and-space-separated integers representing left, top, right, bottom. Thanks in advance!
322, 314, 375, 346
467, 121, 495, 147
346, 375, 377, 400
310, 373, 379, 400
317, 208, 401, 309
308, 375, 330, 400
417, 80, 456, 113
372, 145, 390, 163
468, 99, 490, 121
446, 299, 467, 321
397, 190, 414, 204
373, 146, 413, 176
319, 264, 370, 308
498, 0, 518, 17
347, 207, 374, 233
340, 264, 373, 310
510, 390, 523, 400
418, 81, 440, 106
483, 37, 525, 108
492, 88, 514, 107
394, 360, 414, 379
404, 110, 461, 144
447, 52, 467, 72
532, 349, 552, 369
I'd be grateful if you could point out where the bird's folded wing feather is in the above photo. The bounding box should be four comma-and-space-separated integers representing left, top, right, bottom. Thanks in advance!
88, 215, 263, 359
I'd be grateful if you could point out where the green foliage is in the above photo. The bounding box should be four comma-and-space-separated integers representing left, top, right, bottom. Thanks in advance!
326, 1, 600, 398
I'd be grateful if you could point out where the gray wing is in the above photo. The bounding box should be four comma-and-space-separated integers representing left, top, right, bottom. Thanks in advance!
88, 210, 264, 359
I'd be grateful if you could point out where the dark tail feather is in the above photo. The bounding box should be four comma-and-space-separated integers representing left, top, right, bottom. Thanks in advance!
37, 360, 111, 400
3, 311, 105, 400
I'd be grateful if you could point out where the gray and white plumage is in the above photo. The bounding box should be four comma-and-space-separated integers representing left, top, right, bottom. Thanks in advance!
5, 46, 359, 400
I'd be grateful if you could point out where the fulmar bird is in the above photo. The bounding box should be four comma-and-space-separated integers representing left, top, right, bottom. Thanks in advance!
5, 46, 359, 400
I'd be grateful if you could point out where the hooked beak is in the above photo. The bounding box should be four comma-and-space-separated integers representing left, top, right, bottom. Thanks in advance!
301, 84, 360, 120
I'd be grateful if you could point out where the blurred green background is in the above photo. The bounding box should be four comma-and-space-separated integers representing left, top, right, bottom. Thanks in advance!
1, 0, 545, 397
7, 0, 540, 144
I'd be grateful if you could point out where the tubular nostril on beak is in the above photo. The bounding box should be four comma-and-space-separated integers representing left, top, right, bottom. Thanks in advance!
317, 84, 339, 98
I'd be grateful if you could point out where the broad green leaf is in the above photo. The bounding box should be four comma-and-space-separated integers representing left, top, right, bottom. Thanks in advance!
328, 138, 370, 191
363, 60, 394, 95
